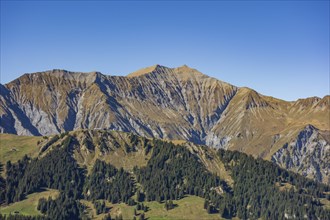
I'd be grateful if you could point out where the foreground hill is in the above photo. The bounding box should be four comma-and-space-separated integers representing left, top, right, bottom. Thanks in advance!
0, 65, 329, 183
0, 130, 329, 220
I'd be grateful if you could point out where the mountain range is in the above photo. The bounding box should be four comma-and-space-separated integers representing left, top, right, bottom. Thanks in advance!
0, 65, 329, 184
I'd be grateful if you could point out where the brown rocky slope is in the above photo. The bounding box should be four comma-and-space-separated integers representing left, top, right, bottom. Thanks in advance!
0, 65, 329, 183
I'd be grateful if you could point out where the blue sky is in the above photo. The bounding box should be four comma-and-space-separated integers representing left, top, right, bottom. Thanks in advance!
1, 1, 329, 101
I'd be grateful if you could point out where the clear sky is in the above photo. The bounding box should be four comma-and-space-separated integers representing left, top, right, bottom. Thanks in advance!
1, 1, 329, 101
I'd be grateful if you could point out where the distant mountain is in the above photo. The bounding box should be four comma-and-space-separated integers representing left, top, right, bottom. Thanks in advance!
0, 65, 329, 183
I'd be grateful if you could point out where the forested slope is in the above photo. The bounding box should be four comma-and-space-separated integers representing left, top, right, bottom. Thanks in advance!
0, 131, 329, 219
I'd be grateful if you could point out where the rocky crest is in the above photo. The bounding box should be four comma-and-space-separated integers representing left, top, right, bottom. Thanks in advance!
0, 65, 329, 183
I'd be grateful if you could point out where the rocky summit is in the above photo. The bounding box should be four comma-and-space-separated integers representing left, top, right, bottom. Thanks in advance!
0, 65, 329, 183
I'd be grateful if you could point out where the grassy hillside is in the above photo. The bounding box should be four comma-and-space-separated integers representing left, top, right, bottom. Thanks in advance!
0, 188, 59, 216
144, 196, 221, 220
81, 196, 221, 220
0, 133, 42, 165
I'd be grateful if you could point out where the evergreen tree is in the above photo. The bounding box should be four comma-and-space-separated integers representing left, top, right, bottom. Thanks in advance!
102, 213, 112, 220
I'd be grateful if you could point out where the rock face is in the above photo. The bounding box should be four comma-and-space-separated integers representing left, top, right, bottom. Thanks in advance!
272, 125, 330, 184
0, 66, 238, 142
0, 65, 329, 183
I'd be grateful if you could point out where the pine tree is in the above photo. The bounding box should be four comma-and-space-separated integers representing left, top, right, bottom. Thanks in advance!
169, 200, 174, 209
143, 205, 148, 212
102, 213, 111, 220
165, 200, 168, 210
204, 200, 208, 210
207, 205, 212, 214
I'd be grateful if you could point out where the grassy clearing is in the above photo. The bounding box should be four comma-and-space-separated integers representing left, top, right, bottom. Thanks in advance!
204, 148, 234, 186
80, 199, 134, 220
0, 133, 43, 164
320, 198, 330, 210
83, 196, 221, 220
320, 194, 330, 210
143, 196, 221, 220
275, 182, 295, 192
104, 147, 150, 171
0, 189, 59, 216
79, 200, 97, 219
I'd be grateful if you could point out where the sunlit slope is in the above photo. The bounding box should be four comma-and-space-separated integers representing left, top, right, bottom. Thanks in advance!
0, 65, 329, 183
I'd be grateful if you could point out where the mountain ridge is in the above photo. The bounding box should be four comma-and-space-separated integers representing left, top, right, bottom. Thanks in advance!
6, 66, 328, 102
0, 64, 329, 183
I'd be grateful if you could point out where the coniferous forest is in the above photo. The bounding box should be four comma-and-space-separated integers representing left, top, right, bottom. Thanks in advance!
0, 133, 329, 220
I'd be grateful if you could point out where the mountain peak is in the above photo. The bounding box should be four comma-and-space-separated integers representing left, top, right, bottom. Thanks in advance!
172, 65, 208, 81
175, 64, 200, 72
179, 64, 192, 69
237, 87, 271, 110
127, 64, 207, 79
127, 64, 167, 77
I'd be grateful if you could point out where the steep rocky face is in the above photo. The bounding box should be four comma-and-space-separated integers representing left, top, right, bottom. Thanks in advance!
1, 66, 238, 144
0, 65, 329, 183
1, 70, 98, 135
271, 125, 330, 184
